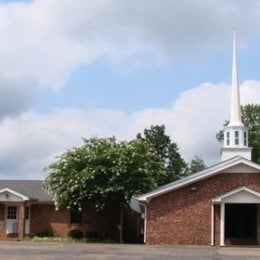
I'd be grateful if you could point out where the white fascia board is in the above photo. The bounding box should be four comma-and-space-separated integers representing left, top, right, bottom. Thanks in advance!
213, 186, 260, 203
0, 187, 30, 201
137, 156, 260, 203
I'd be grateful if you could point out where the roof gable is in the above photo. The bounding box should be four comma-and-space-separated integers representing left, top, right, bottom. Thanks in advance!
136, 156, 260, 203
213, 187, 260, 204
219, 163, 260, 173
0, 180, 52, 202
0, 187, 30, 202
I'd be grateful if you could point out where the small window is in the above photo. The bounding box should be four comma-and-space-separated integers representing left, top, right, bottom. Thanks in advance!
70, 209, 82, 224
7, 206, 17, 220
243, 132, 247, 146
25, 207, 30, 220
235, 131, 239, 145
226, 131, 230, 146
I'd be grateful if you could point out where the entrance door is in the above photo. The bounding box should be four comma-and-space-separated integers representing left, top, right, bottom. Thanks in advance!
225, 204, 257, 243
5, 206, 18, 234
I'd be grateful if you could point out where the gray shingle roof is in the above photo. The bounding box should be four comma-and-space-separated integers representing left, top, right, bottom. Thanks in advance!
0, 180, 53, 202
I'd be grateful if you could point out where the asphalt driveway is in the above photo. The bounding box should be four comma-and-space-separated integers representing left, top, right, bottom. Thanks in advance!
0, 241, 259, 259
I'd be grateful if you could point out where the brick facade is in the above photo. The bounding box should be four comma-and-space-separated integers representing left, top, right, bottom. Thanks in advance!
146, 172, 260, 245
0, 203, 121, 241
30, 204, 121, 240
0, 180, 129, 241
30, 204, 70, 237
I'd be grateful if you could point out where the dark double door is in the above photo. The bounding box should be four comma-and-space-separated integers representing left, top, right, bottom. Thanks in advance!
225, 204, 258, 244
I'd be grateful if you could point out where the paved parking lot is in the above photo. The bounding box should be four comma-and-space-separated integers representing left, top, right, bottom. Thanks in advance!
0, 241, 259, 259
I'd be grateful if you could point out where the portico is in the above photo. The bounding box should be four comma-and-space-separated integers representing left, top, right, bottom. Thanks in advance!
0, 187, 30, 240
212, 187, 260, 246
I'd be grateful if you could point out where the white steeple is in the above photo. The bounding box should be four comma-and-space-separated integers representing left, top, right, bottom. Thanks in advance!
229, 29, 243, 127
221, 29, 252, 161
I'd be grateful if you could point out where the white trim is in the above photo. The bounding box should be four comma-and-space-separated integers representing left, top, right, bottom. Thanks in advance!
137, 156, 260, 203
5, 204, 19, 234
0, 188, 30, 201
213, 186, 260, 204
214, 187, 260, 246
211, 203, 214, 246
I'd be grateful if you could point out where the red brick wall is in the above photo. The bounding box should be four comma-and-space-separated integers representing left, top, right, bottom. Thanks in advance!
30, 204, 69, 236
146, 172, 260, 245
0, 204, 5, 239
18, 203, 25, 240
30, 204, 120, 240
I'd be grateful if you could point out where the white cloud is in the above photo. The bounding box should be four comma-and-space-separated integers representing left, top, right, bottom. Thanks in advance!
0, 107, 131, 178
127, 82, 230, 165
0, 80, 259, 179
0, 1, 259, 179
240, 80, 260, 104
0, 0, 259, 120
0, 0, 259, 89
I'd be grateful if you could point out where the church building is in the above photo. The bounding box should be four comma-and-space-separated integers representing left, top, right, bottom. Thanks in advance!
134, 31, 260, 246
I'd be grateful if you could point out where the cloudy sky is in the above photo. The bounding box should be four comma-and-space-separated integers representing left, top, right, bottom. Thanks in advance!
0, 0, 260, 179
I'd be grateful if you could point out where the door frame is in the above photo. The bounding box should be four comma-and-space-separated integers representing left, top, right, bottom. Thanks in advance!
212, 187, 260, 246
5, 204, 19, 234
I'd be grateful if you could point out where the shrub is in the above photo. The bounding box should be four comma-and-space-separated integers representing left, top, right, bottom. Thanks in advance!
67, 229, 84, 240
36, 229, 54, 237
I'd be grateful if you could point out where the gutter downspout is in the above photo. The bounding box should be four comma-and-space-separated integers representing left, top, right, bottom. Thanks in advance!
139, 202, 147, 244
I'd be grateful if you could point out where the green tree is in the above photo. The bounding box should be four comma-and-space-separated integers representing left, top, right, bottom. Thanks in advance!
242, 104, 260, 163
137, 125, 187, 184
44, 137, 163, 211
187, 155, 206, 175
216, 104, 260, 163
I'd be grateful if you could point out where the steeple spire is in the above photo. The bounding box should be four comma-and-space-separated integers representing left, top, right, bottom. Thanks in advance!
221, 29, 252, 161
229, 28, 243, 127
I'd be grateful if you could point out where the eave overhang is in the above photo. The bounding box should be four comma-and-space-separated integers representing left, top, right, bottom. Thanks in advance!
0, 187, 30, 202
136, 156, 260, 203
212, 186, 260, 204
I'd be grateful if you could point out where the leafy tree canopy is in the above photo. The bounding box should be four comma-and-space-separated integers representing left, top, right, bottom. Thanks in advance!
216, 104, 260, 163
45, 125, 206, 211
137, 125, 187, 185
186, 155, 206, 175
44, 137, 164, 211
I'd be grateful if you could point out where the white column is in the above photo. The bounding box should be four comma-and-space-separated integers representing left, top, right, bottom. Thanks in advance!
220, 202, 225, 246
211, 203, 214, 246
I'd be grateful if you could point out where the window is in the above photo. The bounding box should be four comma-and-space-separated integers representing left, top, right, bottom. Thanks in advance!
235, 131, 239, 145
25, 207, 30, 220
226, 131, 230, 146
243, 132, 247, 146
70, 209, 82, 224
7, 206, 17, 220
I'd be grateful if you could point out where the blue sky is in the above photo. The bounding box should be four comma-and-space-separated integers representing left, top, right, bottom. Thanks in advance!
0, 0, 260, 179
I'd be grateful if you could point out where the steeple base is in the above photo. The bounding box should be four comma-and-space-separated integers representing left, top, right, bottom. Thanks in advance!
221, 147, 252, 161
